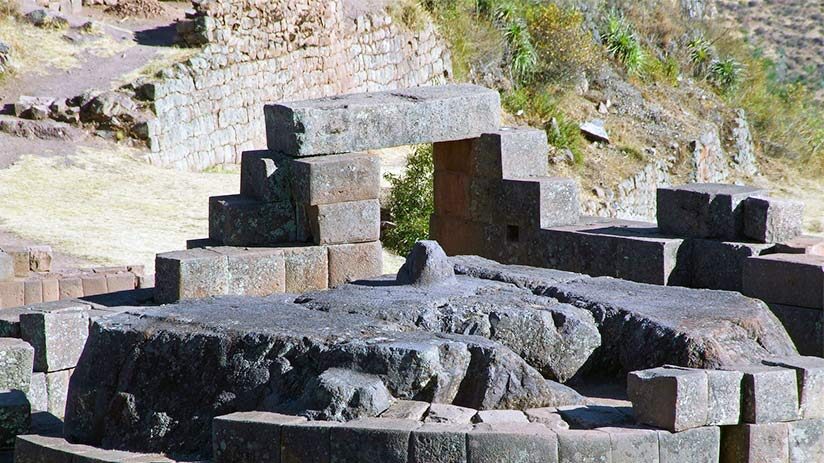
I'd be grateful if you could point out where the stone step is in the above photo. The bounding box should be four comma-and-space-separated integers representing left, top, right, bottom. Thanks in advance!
657, 183, 766, 240
743, 253, 824, 309
742, 195, 804, 243
433, 127, 550, 180
264, 84, 501, 156
208, 194, 298, 246
14, 435, 175, 462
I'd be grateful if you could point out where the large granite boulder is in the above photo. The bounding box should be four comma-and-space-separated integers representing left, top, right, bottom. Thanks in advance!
64, 296, 581, 458
296, 275, 601, 383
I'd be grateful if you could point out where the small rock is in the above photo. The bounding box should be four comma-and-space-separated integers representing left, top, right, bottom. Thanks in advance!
300, 368, 393, 422
396, 240, 455, 286
580, 119, 610, 143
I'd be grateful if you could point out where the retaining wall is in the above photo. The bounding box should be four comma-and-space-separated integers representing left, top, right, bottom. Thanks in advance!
143, 0, 451, 170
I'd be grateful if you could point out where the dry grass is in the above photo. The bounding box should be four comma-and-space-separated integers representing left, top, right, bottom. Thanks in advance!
0, 146, 238, 273
0, 15, 133, 75
754, 158, 824, 235
112, 46, 199, 87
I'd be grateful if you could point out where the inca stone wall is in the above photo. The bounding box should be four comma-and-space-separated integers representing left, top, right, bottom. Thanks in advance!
143, 0, 451, 170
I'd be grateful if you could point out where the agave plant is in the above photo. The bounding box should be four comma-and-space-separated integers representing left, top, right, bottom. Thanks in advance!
504, 20, 538, 84
603, 10, 645, 75
708, 57, 744, 94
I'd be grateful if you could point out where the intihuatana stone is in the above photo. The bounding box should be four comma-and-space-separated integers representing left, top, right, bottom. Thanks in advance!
396, 241, 456, 286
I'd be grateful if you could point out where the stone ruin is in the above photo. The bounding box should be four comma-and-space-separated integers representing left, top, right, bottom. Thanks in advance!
1, 84, 824, 462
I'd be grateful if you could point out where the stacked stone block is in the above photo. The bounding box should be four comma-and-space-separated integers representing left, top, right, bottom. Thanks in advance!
629, 359, 824, 462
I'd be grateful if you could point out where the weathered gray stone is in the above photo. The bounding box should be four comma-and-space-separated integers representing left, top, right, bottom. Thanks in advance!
425, 404, 477, 424
502, 178, 580, 229
451, 255, 585, 291
535, 218, 690, 286
209, 195, 297, 246
212, 411, 306, 463
239, 150, 293, 203
654, 366, 742, 426
212, 247, 286, 296
763, 356, 824, 419
0, 390, 30, 449
769, 304, 824, 357
743, 196, 804, 243
730, 364, 800, 424
434, 127, 548, 180
282, 245, 328, 292
474, 410, 529, 424
45, 369, 71, 419
0, 307, 29, 336
0, 251, 16, 281
657, 184, 766, 240
28, 372, 47, 412
281, 420, 342, 463
327, 241, 383, 287
14, 434, 87, 463
308, 199, 380, 245
397, 241, 456, 286
0, 338, 34, 391
657, 426, 720, 463
20, 310, 88, 372
597, 426, 659, 463
688, 239, 774, 291
291, 152, 380, 205
579, 119, 609, 143
330, 418, 420, 463
627, 367, 709, 432
381, 400, 430, 420
743, 253, 824, 309
557, 429, 611, 463
298, 368, 392, 421
154, 248, 227, 304
297, 275, 599, 383
410, 423, 470, 463
524, 408, 569, 431
788, 419, 824, 463
721, 422, 790, 463
467, 423, 559, 463
548, 277, 797, 374
265, 84, 501, 156
65, 297, 572, 457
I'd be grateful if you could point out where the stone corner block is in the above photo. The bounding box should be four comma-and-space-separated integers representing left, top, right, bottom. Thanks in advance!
627, 367, 709, 432
154, 248, 228, 304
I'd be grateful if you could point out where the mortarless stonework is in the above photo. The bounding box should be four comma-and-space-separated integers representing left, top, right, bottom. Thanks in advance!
143, 0, 451, 170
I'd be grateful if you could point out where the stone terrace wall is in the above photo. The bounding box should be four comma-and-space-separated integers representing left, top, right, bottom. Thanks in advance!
144, 0, 451, 170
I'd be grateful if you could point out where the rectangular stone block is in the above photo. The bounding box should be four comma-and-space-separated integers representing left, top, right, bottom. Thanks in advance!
0, 390, 31, 449
524, 408, 569, 431
429, 215, 486, 257
265, 84, 501, 156
23, 279, 43, 305
730, 364, 801, 424
773, 235, 824, 256
743, 196, 804, 243
743, 253, 824, 309
410, 423, 470, 463
769, 304, 824, 357
14, 435, 88, 463
212, 411, 307, 463
381, 400, 430, 421
788, 418, 824, 463
722, 423, 790, 463
0, 337, 34, 391
434, 170, 472, 219
555, 405, 633, 430
20, 310, 89, 372
627, 367, 709, 432
688, 239, 774, 291
537, 218, 689, 286
657, 426, 720, 463
105, 273, 136, 293
657, 183, 766, 240
468, 423, 559, 463
474, 410, 529, 424
27, 372, 47, 412
663, 365, 743, 426
58, 277, 83, 300
0, 280, 25, 308
0, 247, 31, 277
27, 246, 52, 273
557, 429, 611, 463
45, 368, 71, 419
282, 246, 328, 292
433, 127, 548, 180
281, 420, 341, 463
80, 273, 108, 297
327, 241, 383, 288
330, 418, 421, 463
213, 247, 286, 296
291, 152, 380, 205
308, 199, 380, 245
154, 248, 228, 304
239, 150, 293, 203
425, 404, 478, 425
496, 178, 579, 229
597, 426, 659, 463
41, 278, 59, 303
0, 251, 13, 281
763, 356, 824, 419
209, 195, 297, 246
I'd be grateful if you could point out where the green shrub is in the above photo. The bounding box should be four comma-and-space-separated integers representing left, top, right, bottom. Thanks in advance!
386, 0, 429, 32
503, 88, 584, 164
602, 10, 645, 75
687, 36, 713, 75
707, 57, 744, 95
384, 145, 435, 255
503, 20, 537, 84
642, 52, 680, 85
525, 3, 599, 85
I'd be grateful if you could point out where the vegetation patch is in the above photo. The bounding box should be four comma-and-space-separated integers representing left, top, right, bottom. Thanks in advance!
383, 144, 434, 255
